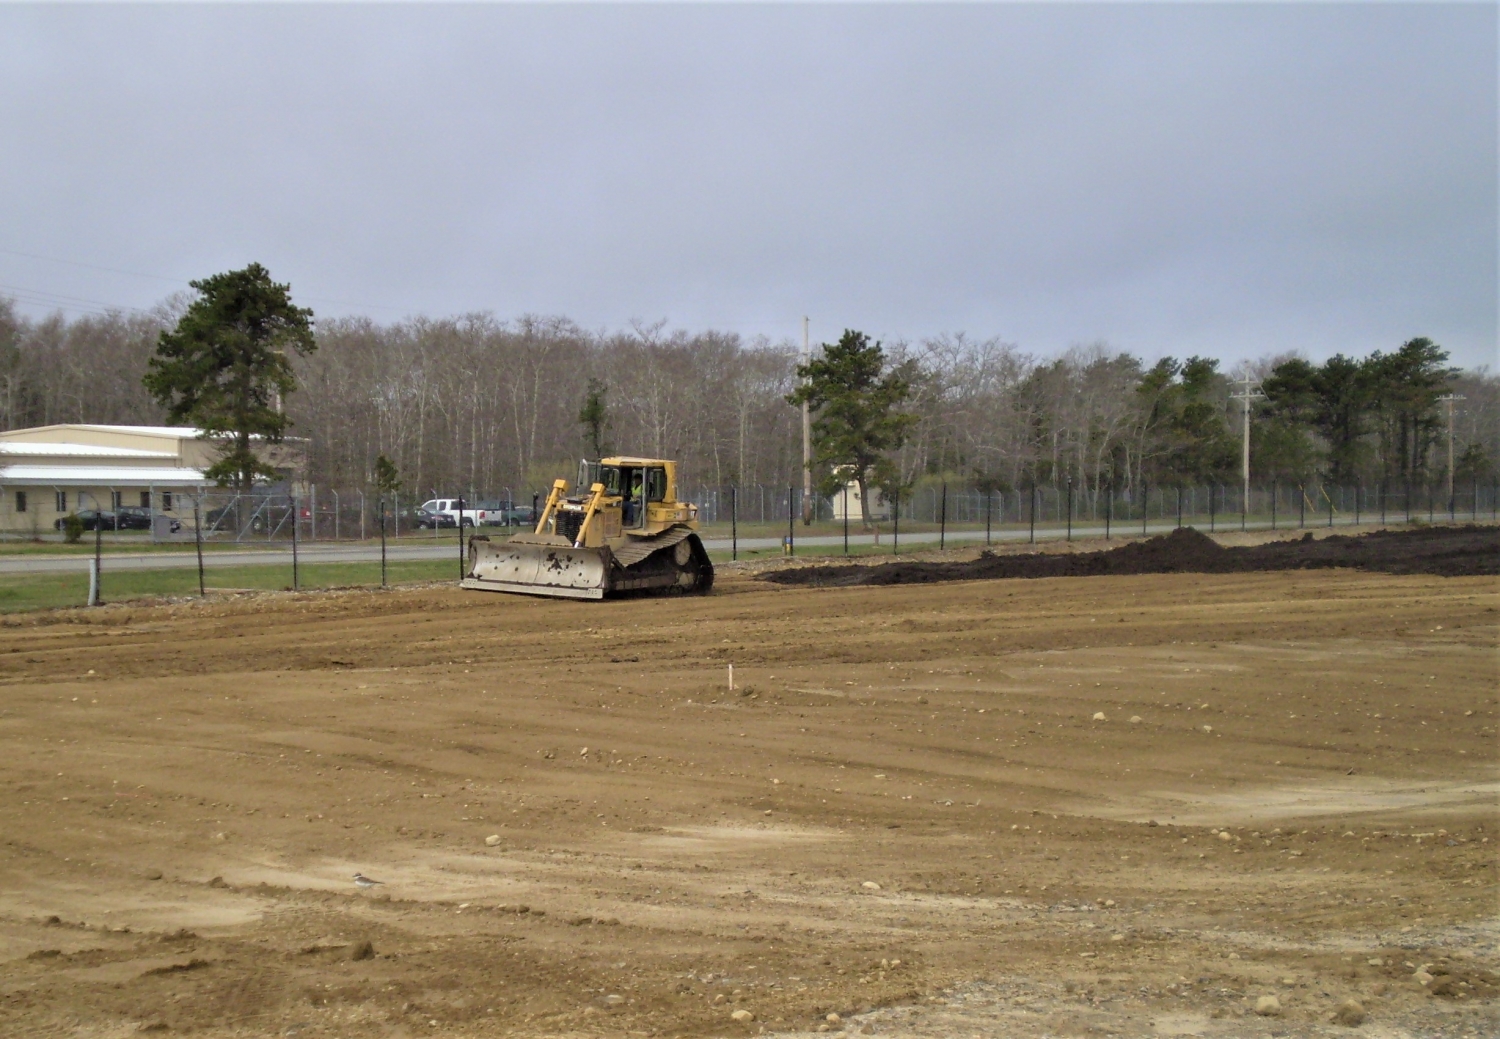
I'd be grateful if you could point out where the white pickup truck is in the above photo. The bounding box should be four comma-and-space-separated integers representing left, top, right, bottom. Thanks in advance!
419, 498, 490, 528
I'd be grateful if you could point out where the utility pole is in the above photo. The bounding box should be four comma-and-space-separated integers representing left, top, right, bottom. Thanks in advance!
1439, 393, 1465, 512
1229, 368, 1264, 519
801, 316, 813, 525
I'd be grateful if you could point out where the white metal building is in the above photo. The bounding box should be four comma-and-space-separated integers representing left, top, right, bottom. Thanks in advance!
0, 424, 302, 536
830, 478, 890, 522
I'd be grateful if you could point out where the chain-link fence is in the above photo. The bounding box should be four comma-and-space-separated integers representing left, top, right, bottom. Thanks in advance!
5, 477, 1494, 612
676, 478, 1500, 557
143, 478, 1500, 544
690, 480, 1499, 525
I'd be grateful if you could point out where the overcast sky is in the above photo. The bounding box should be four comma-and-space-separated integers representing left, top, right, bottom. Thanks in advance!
2, 2, 1495, 369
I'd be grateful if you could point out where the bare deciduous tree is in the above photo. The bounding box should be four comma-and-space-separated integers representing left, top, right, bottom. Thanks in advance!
2, 293, 1495, 510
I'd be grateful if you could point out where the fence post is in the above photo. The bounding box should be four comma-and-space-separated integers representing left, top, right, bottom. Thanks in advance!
193, 494, 205, 597
1066, 478, 1073, 541
786, 486, 794, 557
1270, 480, 1277, 530
1030, 483, 1037, 544
1141, 483, 1148, 536
939, 482, 948, 550
985, 490, 992, 546
892, 489, 900, 553
380, 495, 388, 588
359, 490, 366, 542
332, 489, 340, 541
291, 493, 300, 591
310, 485, 317, 541
1473, 477, 1479, 523
1176, 485, 1182, 529
1329, 486, 1335, 528
1209, 484, 1216, 532
731, 485, 738, 562
90, 494, 103, 606
1427, 484, 1434, 524
843, 485, 849, 554
458, 494, 467, 579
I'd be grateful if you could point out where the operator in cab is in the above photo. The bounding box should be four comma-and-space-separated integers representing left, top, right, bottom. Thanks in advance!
624, 469, 644, 526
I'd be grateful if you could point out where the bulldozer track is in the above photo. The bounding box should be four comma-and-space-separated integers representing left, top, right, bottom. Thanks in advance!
611, 524, 695, 566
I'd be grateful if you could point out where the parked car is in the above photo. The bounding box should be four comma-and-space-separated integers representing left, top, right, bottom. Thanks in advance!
472, 500, 537, 527
55, 507, 177, 534
113, 506, 180, 532
475, 500, 509, 526
418, 498, 487, 527
55, 509, 116, 531
414, 507, 457, 529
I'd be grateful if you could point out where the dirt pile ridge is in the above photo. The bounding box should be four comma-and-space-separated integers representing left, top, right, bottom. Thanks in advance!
763, 524, 1499, 587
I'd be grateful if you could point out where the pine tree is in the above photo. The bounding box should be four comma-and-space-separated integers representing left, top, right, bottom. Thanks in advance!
787, 330, 916, 527
144, 263, 315, 493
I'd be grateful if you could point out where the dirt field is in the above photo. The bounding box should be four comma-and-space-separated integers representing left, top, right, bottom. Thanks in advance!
0, 535, 1495, 1038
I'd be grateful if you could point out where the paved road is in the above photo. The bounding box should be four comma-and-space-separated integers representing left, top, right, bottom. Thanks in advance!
0, 518, 1366, 575
0, 540, 460, 575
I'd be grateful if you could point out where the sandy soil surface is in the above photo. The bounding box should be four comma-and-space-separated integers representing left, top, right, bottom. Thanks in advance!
0, 557, 1495, 1038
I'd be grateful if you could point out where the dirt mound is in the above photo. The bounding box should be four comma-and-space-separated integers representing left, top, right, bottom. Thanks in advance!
763, 524, 1499, 587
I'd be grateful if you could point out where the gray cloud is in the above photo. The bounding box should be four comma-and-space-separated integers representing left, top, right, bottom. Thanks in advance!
1, 3, 1494, 367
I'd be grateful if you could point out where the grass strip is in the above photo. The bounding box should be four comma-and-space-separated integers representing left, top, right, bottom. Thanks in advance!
0, 560, 459, 613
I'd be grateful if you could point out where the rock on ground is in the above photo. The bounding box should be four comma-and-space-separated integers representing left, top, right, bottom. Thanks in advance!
1333, 998, 1366, 1026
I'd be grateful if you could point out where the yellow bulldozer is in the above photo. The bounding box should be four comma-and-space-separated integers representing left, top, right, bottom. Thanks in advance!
461, 457, 714, 600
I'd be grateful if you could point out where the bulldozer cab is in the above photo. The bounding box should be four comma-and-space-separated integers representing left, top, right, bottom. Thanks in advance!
591, 459, 669, 529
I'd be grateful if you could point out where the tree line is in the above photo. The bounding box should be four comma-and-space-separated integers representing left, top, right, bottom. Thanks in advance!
2, 282, 1496, 509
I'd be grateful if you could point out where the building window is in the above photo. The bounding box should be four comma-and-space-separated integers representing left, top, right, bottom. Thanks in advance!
15, 491, 26, 513
162, 492, 173, 511
55, 491, 67, 512
140, 490, 151, 509
111, 490, 122, 510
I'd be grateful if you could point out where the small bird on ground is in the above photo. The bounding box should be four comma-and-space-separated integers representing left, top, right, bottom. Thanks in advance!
352, 873, 383, 890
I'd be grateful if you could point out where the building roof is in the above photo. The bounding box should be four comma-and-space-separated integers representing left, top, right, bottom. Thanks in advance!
0, 465, 208, 487
0, 424, 207, 441
71, 425, 209, 438
0, 442, 179, 459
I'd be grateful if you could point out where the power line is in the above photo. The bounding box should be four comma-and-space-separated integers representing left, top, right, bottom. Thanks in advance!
0, 247, 188, 286
0, 281, 154, 317
1, 295, 116, 319
0, 246, 409, 314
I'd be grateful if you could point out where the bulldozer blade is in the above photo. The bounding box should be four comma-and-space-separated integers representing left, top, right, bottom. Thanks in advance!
462, 534, 610, 599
